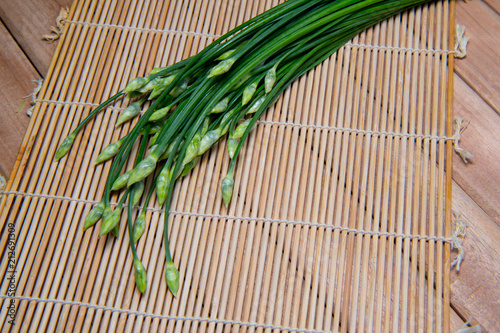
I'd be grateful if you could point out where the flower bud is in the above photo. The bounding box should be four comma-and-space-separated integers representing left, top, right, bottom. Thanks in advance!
132, 212, 146, 243
95, 139, 124, 164
149, 75, 177, 100
149, 105, 171, 122
183, 136, 200, 165
159, 141, 179, 161
54, 132, 76, 161
216, 49, 236, 60
148, 65, 170, 76
134, 258, 147, 293
207, 58, 236, 78
130, 180, 145, 206
229, 72, 251, 92
247, 96, 265, 114
165, 261, 180, 296
83, 200, 105, 230
156, 165, 171, 206
111, 171, 131, 191
110, 225, 119, 237
102, 205, 112, 221
139, 77, 160, 94
227, 137, 238, 159
115, 99, 144, 126
265, 65, 277, 93
210, 97, 229, 114
242, 81, 258, 106
127, 155, 158, 186
198, 129, 221, 155
169, 79, 188, 98
181, 156, 199, 177
200, 117, 210, 137
221, 171, 234, 207
123, 77, 150, 94
232, 119, 251, 139
99, 207, 121, 236
148, 120, 166, 134
149, 133, 160, 147
219, 112, 232, 135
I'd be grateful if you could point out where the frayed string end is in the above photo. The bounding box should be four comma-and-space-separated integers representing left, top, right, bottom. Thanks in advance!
23, 78, 43, 117
455, 317, 482, 333
454, 24, 469, 58
42, 7, 69, 42
451, 211, 467, 272
0, 175, 6, 199
452, 118, 473, 163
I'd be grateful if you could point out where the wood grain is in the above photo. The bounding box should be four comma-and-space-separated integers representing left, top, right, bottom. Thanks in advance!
454, 0, 500, 114
0, 0, 73, 75
0, 21, 38, 178
483, 0, 500, 15
453, 75, 500, 225
0, 0, 73, 178
451, 181, 500, 331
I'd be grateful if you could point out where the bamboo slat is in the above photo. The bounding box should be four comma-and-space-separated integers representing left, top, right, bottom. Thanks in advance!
0, 0, 455, 332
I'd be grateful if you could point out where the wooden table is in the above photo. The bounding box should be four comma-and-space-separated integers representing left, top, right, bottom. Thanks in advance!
1, 0, 498, 331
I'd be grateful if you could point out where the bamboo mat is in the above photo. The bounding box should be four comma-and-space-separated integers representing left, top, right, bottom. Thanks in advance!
0, 0, 457, 332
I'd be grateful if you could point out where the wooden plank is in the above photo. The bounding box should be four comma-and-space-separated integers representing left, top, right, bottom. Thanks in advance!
0, 0, 73, 75
451, 181, 500, 332
455, 0, 500, 114
0, 0, 478, 331
451, 309, 468, 333
483, 0, 500, 15
453, 75, 500, 225
0, 21, 39, 178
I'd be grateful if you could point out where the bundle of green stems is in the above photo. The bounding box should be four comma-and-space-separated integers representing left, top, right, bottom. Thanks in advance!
55, 0, 433, 295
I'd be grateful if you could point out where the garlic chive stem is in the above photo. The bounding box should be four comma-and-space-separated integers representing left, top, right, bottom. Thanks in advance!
127, 197, 139, 259
128, 196, 148, 293
99, 188, 129, 236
